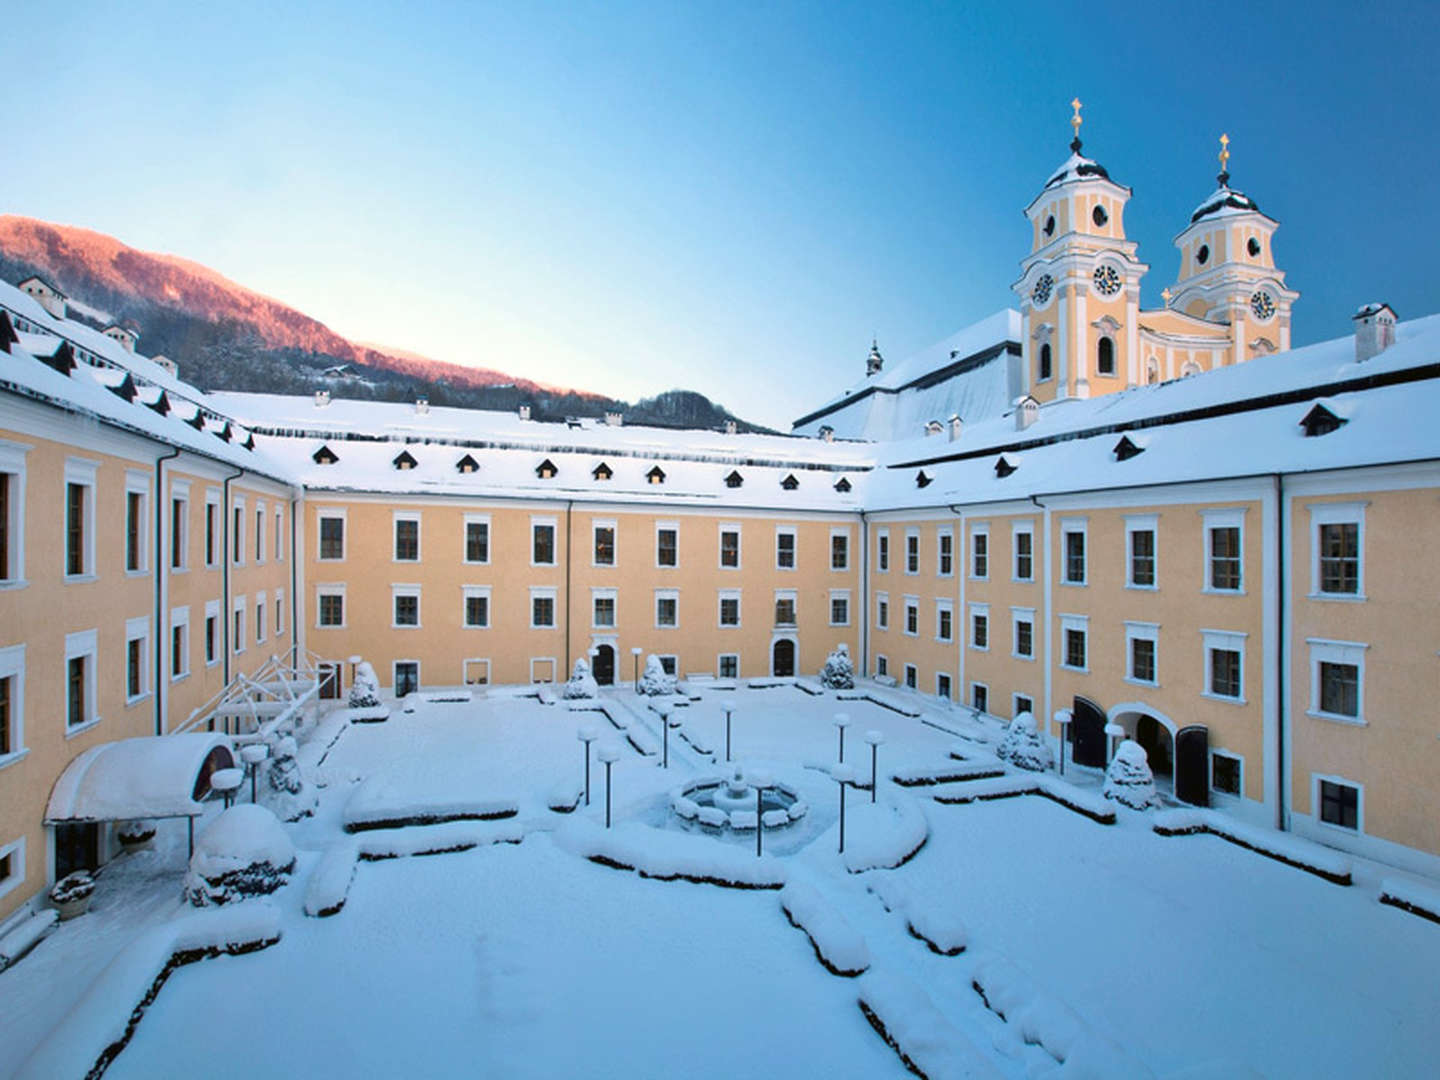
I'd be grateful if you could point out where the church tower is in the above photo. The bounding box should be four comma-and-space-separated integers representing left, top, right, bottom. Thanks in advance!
1167, 135, 1300, 364
1013, 100, 1149, 403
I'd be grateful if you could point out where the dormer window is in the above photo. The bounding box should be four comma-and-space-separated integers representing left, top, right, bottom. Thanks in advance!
647, 466, 666, 485
724, 470, 744, 489
313, 445, 339, 465
536, 459, 558, 480
393, 449, 418, 470
241, 433, 255, 451
1300, 403, 1348, 438
148, 391, 171, 416
215, 422, 233, 443
995, 455, 1018, 478
187, 410, 206, 431
916, 471, 932, 489
1113, 434, 1146, 461
42, 342, 77, 376
592, 462, 613, 481
834, 477, 851, 493
456, 454, 480, 474
109, 373, 138, 403
781, 474, 799, 491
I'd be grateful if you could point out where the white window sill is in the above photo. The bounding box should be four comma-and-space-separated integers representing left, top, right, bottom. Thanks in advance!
1306, 709, 1366, 727
316, 625, 346, 631
1202, 587, 1246, 597
1060, 580, 1087, 588
1059, 664, 1089, 674
1209, 788, 1244, 805
1125, 583, 1158, 592
654, 625, 679, 631
1011, 577, 1035, 585
170, 566, 189, 575
125, 692, 151, 707
65, 717, 102, 740
64, 574, 98, 585
1306, 592, 1366, 603
124, 569, 149, 579
968, 576, 989, 583
393, 559, 421, 566
937, 571, 954, 579
775, 566, 795, 573
390, 625, 422, 631
936, 638, 953, 646
0, 748, 31, 772
465, 624, 492, 631
1314, 816, 1362, 836
0, 579, 28, 590
968, 644, 989, 652
206, 657, 220, 667
1124, 676, 1160, 689
234, 648, 247, 656
1012, 652, 1035, 662
902, 632, 919, 639
315, 558, 345, 564
463, 560, 491, 567
1201, 691, 1246, 706
530, 625, 558, 631
172, 672, 191, 684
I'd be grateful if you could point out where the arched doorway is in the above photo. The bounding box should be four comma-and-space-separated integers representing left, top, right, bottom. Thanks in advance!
1107, 704, 1208, 805
771, 637, 796, 677
1071, 696, 1107, 768
593, 644, 615, 686
1134, 714, 1174, 787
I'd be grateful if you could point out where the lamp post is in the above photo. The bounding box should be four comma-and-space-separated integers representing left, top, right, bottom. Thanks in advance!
240, 743, 269, 803
1104, 723, 1126, 767
832, 764, 855, 854
660, 706, 680, 769
750, 768, 774, 858
833, 712, 852, 763
597, 743, 621, 828
577, 724, 597, 806
723, 705, 734, 762
1054, 709, 1072, 776
863, 730, 885, 803
631, 646, 644, 691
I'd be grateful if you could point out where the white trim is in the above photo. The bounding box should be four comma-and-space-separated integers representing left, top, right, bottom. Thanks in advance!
1059, 612, 1089, 672
1059, 516, 1087, 586
936, 526, 954, 577
315, 584, 346, 629
1124, 512, 1158, 590
464, 585, 494, 629
393, 510, 422, 564
904, 527, 920, 575
274, 588, 285, 638
1306, 637, 1368, 724
168, 484, 190, 572
63, 457, 98, 581
718, 522, 742, 571
254, 591, 267, 645
829, 588, 851, 627
592, 519, 618, 568
1311, 772, 1364, 835
463, 513, 491, 565
233, 595, 247, 654
1124, 619, 1160, 687
1011, 605, 1036, 661
774, 588, 798, 628
231, 494, 246, 568
0, 439, 30, 586
0, 644, 26, 767
124, 614, 151, 703
654, 587, 680, 629
531, 516, 558, 567
254, 500, 267, 564
1210, 747, 1244, 801
968, 521, 989, 580
393, 659, 422, 696
829, 526, 851, 571
902, 595, 919, 637
655, 520, 680, 569
1200, 628, 1247, 704
391, 584, 422, 629
274, 506, 285, 564
589, 586, 617, 630
316, 507, 347, 562
935, 597, 954, 643
717, 652, 740, 679
1201, 506, 1247, 595
124, 469, 151, 576
967, 601, 989, 651
1012, 691, 1035, 719
204, 600, 221, 665
1011, 520, 1034, 582
970, 680, 989, 713
1307, 501, 1367, 600
875, 527, 890, 573
64, 628, 99, 735
464, 658, 491, 685
169, 605, 191, 681
903, 663, 918, 690
530, 586, 559, 630
774, 524, 797, 571
717, 588, 742, 629
0, 836, 26, 903
874, 590, 889, 630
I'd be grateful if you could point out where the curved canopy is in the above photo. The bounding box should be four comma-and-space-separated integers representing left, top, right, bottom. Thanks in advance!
46, 734, 235, 823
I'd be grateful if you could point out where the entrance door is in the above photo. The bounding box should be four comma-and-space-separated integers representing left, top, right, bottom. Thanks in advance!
593, 645, 615, 686
394, 661, 419, 698
1174, 725, 1211, 807
55, 822, 99, 879
1135, 715, 1174, 783
772, 638, 796, 677
318, 662, 341, 700
1071, 696, 1107, 768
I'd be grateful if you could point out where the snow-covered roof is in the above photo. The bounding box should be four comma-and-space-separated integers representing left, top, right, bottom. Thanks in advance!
1043, 150, 1113, 189
1354, 302, 1396, 320
45, 734, 236, 822
1188, 182, 1270, 226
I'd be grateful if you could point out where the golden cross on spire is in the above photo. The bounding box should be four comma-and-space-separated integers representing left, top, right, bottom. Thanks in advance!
1162, 287, 1173, 305
1218, 133, 1231, 173
1071, 98, 1083, 137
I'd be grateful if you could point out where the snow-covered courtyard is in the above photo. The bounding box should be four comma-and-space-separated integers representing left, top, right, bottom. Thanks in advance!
4, 682, 1439, 1079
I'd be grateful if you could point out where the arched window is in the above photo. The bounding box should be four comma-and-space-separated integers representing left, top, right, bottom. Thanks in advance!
1038, 342, 1052, 381
1096, 336, 1115, 377
1146, 358, 1160, 384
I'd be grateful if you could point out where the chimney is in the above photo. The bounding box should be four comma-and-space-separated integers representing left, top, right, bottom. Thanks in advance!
924, 419, 943, 437
947, 414, 962, 442
724, 420, 737, 435
1014, 395, 1039, 431
19, 276, 67, 320
150, 354, 178, 377
518, 404, 532, 421
605, 411, 623, 427
819, 425, 834, 443
415, 397, 430, 414
314, 389, 331, 407
1353, 303, 1397, 362
103, 322, 139, 353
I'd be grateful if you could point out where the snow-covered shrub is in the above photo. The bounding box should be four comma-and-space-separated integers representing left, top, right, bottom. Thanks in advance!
265, 735, 317, 821
184, 804, 296, 907
348, 661, 381, 709
819, 644, 855, 690
1103, 739, 1157, 810
50, 871, 95, 906
636, 654, 676, 696
116, 818, 157, 848
995, 712, 1053, 772
563, 658, 599, 700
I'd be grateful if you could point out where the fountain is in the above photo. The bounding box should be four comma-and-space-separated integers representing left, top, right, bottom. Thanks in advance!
671, 764, 808, 832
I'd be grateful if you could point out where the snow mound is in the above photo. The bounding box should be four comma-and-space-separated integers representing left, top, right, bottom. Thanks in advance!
547, 781, 583, 813
636, 654, 677, 696
868, 874, 968, 956
857, 970, 1006, 1080
563, 659, 599, 700
1102, 740, 1157, 809
342, 757, 519, 831
995, 712, 1053, 772
265, 734, 317, 821
348, 661, 382, 708
842, 792, 929, 873
891, 760, 1006, 787
183, 805, 296, 907
357, 820, 525, 860
1379, 877, 1440, 924
1153, 809, 1353, 884
556, 818, 787, 889
780, 881, 870, 976
819, 643, 856, 689
304, 841, 359, 917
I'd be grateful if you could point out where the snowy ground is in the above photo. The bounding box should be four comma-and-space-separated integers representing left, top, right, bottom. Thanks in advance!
4, 683, 1439, 1078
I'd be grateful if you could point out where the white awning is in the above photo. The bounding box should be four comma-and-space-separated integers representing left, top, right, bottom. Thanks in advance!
46, 734, 235, 823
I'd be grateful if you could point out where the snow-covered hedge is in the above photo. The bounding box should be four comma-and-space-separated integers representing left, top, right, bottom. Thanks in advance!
1379, 877, 1440, 925
841, 793, 929, 874
304, 841, 359, 918
50, 870, 95, 905
932, 775, 1116, 825
357, 820, 525, 860
563, 659, 599, 700
636, 654, 677, 696
342, 766, 518, 832
868, 874, 968, 957
1152, 809, 1353, 885
856, 971, 1006, 1080
995, 712, 1053, 773
890, 760, 1006, 787
348, 662, 389, 720
556, 819, 787, 889
1102, 740, 1157, 810
547, 781, 583, 813
819, 643, 856, 690
265, 734, 317, 821
16, 902, 281, 1080
184, 805, 296, 907
835, 687, 922, 717
779, 881, 870, 976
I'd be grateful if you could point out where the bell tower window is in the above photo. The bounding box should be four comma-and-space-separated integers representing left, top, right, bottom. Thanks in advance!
1247, 237, 1261, 257
1196, 244, 1210, 266
1043, 214, 1055, 237
1038, 343, 1052, 381
1097, 337, 1115, 377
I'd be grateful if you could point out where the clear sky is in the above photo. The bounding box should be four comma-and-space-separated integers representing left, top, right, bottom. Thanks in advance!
1, 1, 1436, 428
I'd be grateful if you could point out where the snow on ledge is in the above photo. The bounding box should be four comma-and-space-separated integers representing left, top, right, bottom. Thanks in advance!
857, 970, 1006, 1080
356, 820, 525, 860
1379, 877, 1440, 925
841, 793, 929, 874
932, 774, 1116, 825
554, 818, 787, 889
779, 881, 871, 976
1152, 809, 1352, 885
304, 841, 359, 917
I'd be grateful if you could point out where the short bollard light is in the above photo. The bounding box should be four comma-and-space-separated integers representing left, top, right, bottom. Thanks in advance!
833, 712, 852, 763
1104, 722, 1126, 766
577, 724, 598, 806
723, 705, 734, 762
660, 706, 681, 769
597, 743, 622, 828
631, 646, 644, 691
832, 764, 856, 854
240, 743, 269, 803
211, 767, 243, 810
862, 729, 885, 803
1054, 709, 1073, 776
749, 768, 774, 858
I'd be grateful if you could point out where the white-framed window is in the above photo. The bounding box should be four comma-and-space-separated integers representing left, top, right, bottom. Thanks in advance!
1307, 638, 1367, 724
775, 525, 796, 570
830, 528, 850, 571
64, 628, 99, 734
392, 585, 421, 628
968, 602, 988, 651
255, 501, 266, 563
656, 521, 679, 568
204, 600, 220, 665
717, 653, 739, 679
875, 654, 888, 678
774, 588, 797, 627
1059, 613, 1089, 672
936, 672, 952, 699
1060, 517, 1087, 586
1202, 507, 1246, 594
464, 658, 491, 685
124, 470, 150, 576
394, 660, 421, 698
0, 835, 26, 904
903, 596, 919, 637
969, 522, 989, 580
719, 523, 741, 570
463, 513, 491, 564
1012, 521, 1034, 582
875, 591, 889, 630
64, 458, 98, 580
316, 585, 345, 629
0, 644, 27, 764
204, 488, 221, 568
529, 658, 557, 684
530, 587, 557, 629
1125, 620, 1159, 686
876, 528, 890, 573
718, 588, 741, 628
169, 479, 190, 572
1314, 773, 1362, 832
0, 439, 30, 586
904, 664, 918, 690
589, 587, 616, 629
1125, 513, 1158, 589
971, 682, 989, 713
274, 589, 285, 637
656, 655, 678, 677
170, 606, 190, 681
1309, 502, 1366, 599
275, 506, 284, 563
937, 527, 954, 577
1211, 749, 1243, 798
829, 589, 850, 626
464, 585, 493, 629
935, 598, 954, 643
532, 517, 557, 567
655, 588, 680, 628
232, 496, 246, 567
905, 528, 920, 575
1012, 606, 1035, 660
1013, 692, 1034, 718
255, 591, 267, 644
1201, 628, 1247, 703
592, 520, 617, 567
233, 596, 247, 653
393, 511, 421, 562
125, 615, 150, 703
317, 508, 346, 561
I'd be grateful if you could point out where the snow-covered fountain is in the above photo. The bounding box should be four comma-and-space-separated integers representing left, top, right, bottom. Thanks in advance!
671, 765, 808, 832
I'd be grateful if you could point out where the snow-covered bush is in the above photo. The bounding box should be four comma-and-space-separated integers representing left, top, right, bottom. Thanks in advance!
819, 643, 855, 690
636, 654, 676, 696
1103, 739, 1157, 810
563, 658, 599, 700
995, 712, 1053, 772
265, 735, 317, 821
50, 871, 95, 906
116, 818, 157, 848
348, 661, 381, 708
184, 804, 296, 907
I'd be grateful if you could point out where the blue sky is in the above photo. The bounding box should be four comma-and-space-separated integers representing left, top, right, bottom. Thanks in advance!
1, 1, 1436, 427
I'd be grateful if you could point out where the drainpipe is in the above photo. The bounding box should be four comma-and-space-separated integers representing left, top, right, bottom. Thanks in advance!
153, 447, 181, 735
949, 505, 967, 706
1031, 495, 1053, 734
1273, 473, 1287, 831
859, 511, 869, 678
289, 489, 301, 668
221, 466, 244, 684
564, 500, 573, 677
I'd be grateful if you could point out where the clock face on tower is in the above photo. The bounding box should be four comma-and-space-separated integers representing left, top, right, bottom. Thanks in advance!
1031, 274, 1054, 305
1250, 290, 1276, 320
1092, 264, 1121, 297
